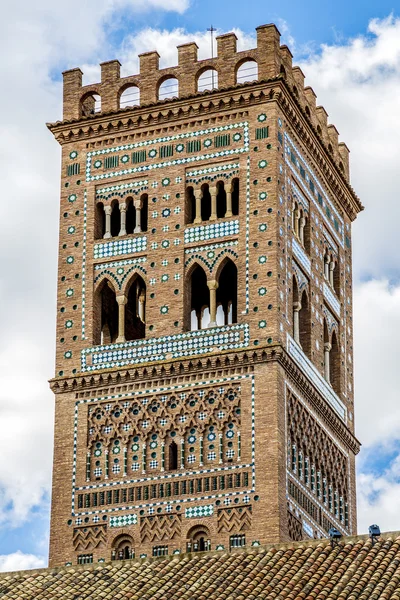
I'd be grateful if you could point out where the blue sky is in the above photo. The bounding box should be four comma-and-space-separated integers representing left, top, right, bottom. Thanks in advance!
0, 0, 400, 572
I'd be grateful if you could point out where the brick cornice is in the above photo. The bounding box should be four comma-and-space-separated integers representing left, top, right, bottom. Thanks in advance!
49, 342, 360, 455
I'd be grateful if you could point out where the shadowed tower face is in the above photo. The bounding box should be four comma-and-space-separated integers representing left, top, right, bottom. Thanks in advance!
47, 24, 363, 567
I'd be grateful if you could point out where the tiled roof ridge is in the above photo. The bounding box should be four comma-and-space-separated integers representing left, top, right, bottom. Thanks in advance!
1, 530, 400, 578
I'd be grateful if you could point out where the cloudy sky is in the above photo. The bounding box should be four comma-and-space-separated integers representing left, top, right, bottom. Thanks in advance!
1, 0, 399, 572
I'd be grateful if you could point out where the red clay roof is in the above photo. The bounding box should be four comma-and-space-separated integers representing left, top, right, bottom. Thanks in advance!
1, 532, 400, 599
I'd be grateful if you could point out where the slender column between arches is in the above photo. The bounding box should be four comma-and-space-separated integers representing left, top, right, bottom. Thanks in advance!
329, 261, 335, 287
324, 254, 330, 279
134, 199, 142, 233
119, 202, 127, 236
194, 189, 202, 224
104, 205, 112, 239
225, 182, 233, 218
209, 186, 217, 221
293, 302, 301, 345
207, 280, 219, 327
116, 295, 127, 343
138, 291, 146, 322
324, 342, 331, 382
299, 216, 305, 245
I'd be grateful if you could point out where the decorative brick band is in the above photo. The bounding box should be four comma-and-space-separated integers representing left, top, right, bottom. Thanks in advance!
184, 220, 239, 244
185, 504, 214, 518
94, 236, 147, 260
110, 514, 138, 528
81, 323, 250, 372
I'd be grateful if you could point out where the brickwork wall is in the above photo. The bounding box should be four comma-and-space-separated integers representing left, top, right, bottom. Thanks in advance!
48, 23, 362, 567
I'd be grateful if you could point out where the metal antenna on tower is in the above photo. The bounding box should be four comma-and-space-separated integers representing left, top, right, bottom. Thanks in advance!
207, 25, 217, 89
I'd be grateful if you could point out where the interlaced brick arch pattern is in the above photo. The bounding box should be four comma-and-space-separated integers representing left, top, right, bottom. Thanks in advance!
287, 391, 348, 505
87, 384, 241, 482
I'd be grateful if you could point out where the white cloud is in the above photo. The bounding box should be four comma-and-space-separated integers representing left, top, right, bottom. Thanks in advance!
353, 279, 400, 448
357, 457, 400, 534
299, 15, 400, 279
0, 551, 46, 573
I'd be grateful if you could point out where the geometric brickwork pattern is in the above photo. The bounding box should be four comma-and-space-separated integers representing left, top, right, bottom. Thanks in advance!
86, 383, 241, 482
185, 505, 214, 519
3, 533, 400, 599
287, 509, 303, 542
140, 514, 181, 542
72, 525, 107, 551
286, 389, 349, 530
217, 506, 252, 533
110, 514, 138, 528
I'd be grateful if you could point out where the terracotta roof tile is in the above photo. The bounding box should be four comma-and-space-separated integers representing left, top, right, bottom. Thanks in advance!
2, 532, 400, 599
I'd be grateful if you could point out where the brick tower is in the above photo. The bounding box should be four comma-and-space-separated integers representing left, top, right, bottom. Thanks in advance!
47, 24, 363, 567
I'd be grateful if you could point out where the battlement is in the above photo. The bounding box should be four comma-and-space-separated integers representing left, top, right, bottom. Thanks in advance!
61, 24, 350, 178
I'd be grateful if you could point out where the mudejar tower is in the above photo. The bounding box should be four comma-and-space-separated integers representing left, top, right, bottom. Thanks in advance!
47, 24, 362, 566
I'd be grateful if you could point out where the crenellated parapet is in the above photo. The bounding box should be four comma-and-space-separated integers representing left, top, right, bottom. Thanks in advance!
58, 24, 351, 181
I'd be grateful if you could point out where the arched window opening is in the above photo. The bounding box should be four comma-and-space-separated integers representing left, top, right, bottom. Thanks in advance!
299, 291, 311, 359
168, 441, 178, 471
280, 64, 287, 79
293, 86, 299, 98
333, 261, 340, 296
303, 213, 311, 254
328, 143, 333, 154
323, 320, 330, 383
140, 194, 148, 232
188, 265, 210, 331
120, 86, 140, 109
293, 201, 300, 237
197, 69, 218, 92
216, 260, 238, 325
125, 276, 146, 341
236, 60, 258, 84
186, 526, 211, 553
231, 178, 239, 216
81, 93, 101, 116
185, 186, 196, 224
305, 105, 311, 117
126, 198, 135, 235
201, 183, 211, 222
323, 250, 330, 281
158, 77, 179, 100
331, 331, 340, 395
94, 279, 119, 346
216, 181, 226, 219
339, 161, 344, 172
95, 202, 106, 239
110, 201, 120, 238
112, 535, 135, 561
292, 276, 300, 344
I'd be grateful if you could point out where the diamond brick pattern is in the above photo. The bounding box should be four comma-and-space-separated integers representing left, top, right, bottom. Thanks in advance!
110, 514, 137, 528
185, 504, 213, 518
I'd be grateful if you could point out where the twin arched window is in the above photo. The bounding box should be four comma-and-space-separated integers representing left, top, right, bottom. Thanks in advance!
188, 259, 238, 331
292, 276, 311, 359
94, 275, 146, 346
323, 321, 340, 394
